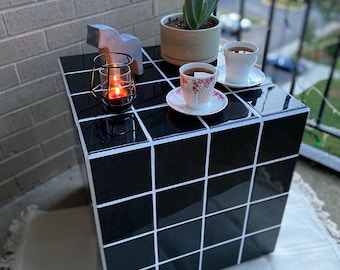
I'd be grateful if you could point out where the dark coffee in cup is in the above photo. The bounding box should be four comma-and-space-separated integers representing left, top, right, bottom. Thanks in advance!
184, 68, 214, 76
228, 46, 254, 54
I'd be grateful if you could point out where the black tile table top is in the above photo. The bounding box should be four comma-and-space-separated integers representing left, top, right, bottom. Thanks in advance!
60, 46, 308, 157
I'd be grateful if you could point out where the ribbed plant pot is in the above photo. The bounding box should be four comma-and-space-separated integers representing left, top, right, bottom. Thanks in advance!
160, 13, 221, 66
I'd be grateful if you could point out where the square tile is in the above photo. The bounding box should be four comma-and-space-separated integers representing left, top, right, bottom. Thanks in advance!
81, 113, 147, 153
157, 181, 204, 228
252, 158, 296, 201
209, 124, 259, 174
204, 207, 246, 246
241, 228, 280, 262
133, 81, 172, 109
202, 240, 240, 270
138, 107, 205, 140
72, 93, 104, 119
134, 62, 164, 84
159, 253, 199, 270
98, 195, 153, 244
155, 61, 180, 78
143, 46, 162, 60
258, 113, 308, 162
158, 220, 201, 261
203, 94, 255, 126
155, 135, 207, 188
239, 85, 306, 116
207, 169, 252, 213
65, 72, 92, 94
60, 53, 97, 73
105, 234, 154, 269
246, 196, 287, 234
90, 147, 151, 204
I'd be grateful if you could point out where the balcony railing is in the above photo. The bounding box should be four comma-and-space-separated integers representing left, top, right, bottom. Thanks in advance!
217, 0, 340, 172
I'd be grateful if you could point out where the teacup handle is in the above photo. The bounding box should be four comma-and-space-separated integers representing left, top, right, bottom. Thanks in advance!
252, 55, 258, 66
215, 69, 219, 83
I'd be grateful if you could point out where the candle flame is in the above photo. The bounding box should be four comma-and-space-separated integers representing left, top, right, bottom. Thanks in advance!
107, 74, 127, 100
109, 75, 119, 86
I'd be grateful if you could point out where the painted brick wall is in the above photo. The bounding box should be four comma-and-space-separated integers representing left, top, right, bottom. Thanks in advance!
0, 0, 183, 205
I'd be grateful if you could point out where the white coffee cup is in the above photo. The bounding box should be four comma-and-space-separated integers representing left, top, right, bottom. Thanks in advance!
223, 41, 259, 84
179, 62, 218, 110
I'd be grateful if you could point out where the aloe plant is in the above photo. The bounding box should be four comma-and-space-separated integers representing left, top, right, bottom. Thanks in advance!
183, 0, 219, 30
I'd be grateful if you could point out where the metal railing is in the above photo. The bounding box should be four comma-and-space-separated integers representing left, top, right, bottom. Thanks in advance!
217, 0, 340, 171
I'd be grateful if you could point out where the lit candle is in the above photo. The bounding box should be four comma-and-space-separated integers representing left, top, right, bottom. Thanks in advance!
107, 75, 128, 104
108, 86, 128, 100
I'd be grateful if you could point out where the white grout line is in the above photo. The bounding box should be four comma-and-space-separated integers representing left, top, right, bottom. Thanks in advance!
237, 112, 264, 264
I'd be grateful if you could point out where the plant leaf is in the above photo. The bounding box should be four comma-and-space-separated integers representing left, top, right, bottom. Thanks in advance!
183, 0, 219, 30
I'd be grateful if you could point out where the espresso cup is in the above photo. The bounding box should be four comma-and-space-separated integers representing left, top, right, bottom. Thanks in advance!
179, 62, 218, 110
223, 41, 259, 84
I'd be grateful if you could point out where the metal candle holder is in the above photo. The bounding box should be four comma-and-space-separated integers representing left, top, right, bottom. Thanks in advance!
91, 52, 136, 113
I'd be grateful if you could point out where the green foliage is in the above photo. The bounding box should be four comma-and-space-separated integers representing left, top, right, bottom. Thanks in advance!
313, 0, 340, 21
183, 0, 218, 30
295, 79, 340, 157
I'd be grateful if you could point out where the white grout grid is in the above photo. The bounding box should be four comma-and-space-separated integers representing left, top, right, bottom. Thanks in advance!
59, 46, 309, 270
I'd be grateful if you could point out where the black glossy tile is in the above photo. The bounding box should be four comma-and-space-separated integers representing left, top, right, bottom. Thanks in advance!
81, 114, 147, 153
155, 135, 207, 188
204, 207, 246, 247
90, 147, 151, 203
203, 94, 255, 126
139, 107, 205, 140
99, 195, 153, 244
241, 228, 280, 262
143, 45, 162, 60
246, 196, 287, 234
170, 78, 180, 88
60, 53, 97, 73
105, 234, 154, 270
258, 113, 308, 162
202, 240, 240, 270
252, 159, 296, 201
65, 72, 93, 93
156, 60, 180, 78
159, 253, 199, 270
238, 85, 306, 116
158, 220, 201, 261
207, 169, 252, 213
71, 93, 105, 119
134, 63, 164, 84
133, 81, 172, 109
234, 87, 263, 104
209, 123, 259, 174
157, 181, 204, 228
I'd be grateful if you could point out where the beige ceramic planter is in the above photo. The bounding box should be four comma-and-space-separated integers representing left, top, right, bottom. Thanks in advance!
160, 13, 221, 66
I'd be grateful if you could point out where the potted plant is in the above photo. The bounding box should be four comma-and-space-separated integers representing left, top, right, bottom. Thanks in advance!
160, 0, 221, 66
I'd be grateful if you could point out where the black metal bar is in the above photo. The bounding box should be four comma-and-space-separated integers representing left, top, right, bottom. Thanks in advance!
289, 0, 311, 94
261, 0, 276, 71
235, 0, 245, 41
307, 120, 340, 139
316, 35, 340, 125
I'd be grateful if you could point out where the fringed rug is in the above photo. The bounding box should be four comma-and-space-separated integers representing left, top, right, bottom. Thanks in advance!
0, 206, 101, 270
1, 173, 339, 270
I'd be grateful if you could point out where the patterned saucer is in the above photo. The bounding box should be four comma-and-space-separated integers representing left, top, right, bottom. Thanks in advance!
166, 87, 228, 116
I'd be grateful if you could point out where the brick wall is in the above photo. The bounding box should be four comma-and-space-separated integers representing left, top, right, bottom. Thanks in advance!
0, 0, 183, 205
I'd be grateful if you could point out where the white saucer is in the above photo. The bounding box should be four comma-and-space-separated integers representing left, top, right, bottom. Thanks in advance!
217, 65, 265, 88
166, 87, 228, 116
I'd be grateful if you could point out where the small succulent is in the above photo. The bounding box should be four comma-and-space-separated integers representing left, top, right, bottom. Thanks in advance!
183, 0, 219, 30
